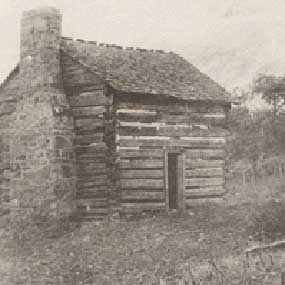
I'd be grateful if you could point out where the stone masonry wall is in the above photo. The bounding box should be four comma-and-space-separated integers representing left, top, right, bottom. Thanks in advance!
9, 87, 76, 220
0, 68, 20, 220
8, 7, 76, 222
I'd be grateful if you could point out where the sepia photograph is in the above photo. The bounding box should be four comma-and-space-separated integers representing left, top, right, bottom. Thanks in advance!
1, 0, 285, 284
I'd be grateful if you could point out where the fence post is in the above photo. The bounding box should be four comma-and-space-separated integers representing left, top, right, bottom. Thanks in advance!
281, 271, 285, 285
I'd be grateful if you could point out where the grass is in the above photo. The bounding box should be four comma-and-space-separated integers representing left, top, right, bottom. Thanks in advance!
1, 176, 285, 284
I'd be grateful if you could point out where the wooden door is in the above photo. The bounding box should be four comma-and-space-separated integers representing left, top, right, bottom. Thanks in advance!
168, 153, 178, 209
167, 152, 184, 210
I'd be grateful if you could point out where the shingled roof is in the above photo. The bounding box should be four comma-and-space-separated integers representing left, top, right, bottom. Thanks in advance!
61, 38, 231, 103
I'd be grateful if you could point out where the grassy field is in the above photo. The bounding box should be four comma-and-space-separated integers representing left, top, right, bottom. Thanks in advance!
1, 177, 285, 284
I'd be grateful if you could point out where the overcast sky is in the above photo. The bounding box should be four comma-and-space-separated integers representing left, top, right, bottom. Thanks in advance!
1, 0, 285, 89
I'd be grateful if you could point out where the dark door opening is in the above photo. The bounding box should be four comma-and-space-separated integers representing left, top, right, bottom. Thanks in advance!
168, 153, 179, 209
167, 152, 184, 210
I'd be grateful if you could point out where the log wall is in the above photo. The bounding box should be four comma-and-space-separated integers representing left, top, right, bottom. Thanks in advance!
115, 95, 229, 213
69, 88, 113, 219
62, 52, 113, 219
62, 53, 229, 217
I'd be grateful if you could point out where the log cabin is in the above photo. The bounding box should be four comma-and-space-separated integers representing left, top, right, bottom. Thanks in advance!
0, 7, 231, 220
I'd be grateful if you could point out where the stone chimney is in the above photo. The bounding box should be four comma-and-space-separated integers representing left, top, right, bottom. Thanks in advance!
20, 7, 62, 87
10, 7, 76, 223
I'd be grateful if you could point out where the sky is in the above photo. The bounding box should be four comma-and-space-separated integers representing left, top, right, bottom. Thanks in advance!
1, 0, 285, 93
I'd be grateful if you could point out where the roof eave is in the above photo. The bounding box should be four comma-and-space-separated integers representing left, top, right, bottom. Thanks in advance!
0, 64, 20, 92
109, 85, 233, 106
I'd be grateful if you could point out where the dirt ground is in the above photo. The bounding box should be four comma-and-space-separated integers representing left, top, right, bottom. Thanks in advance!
1, 177, 285, 284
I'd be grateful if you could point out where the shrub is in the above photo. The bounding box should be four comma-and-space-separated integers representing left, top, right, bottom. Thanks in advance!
6, 207, 82, 253
248, 199, 285, 241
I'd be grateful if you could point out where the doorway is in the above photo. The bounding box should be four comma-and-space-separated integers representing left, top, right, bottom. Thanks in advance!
166, 152, 184, 210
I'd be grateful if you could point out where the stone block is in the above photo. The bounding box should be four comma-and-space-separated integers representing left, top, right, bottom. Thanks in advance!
55, 136, 71, 149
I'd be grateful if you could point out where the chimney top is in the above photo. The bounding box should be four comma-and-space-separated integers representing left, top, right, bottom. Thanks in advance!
20, 6, 62, 87
22, 6, 61, 17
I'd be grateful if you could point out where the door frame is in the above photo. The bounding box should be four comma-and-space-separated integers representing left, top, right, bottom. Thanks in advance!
164, 149, 185, 211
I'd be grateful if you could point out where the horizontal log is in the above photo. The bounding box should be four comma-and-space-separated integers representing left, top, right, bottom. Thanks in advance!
64, 77, 104, 90
121, 191, 165, 200
76, 149, 106, 157
119, 159, 164, 169
117, 109, 156, 115
120, 178, 164, 189
78, 207, 107, 215
118, 125, 227, 137
77, 171, 107, 177
185, 168, 224, 178
186, 159, 225, 169
116, 102, 226, 126
185, 149, 225, 159
120, 169, 163, 179
75, 127, 105, 136
120, 188, 165, 195
185, 177, 225, 187
158, 114, 225, 125
77, 162, 106, 170
75, 118, 104, 128
76, 183, 107, 191
76, 190, 107, 200
120, 199, 164, 204
118, 121, 164, 128
81, 214, 108, 220
72, 106, 106, 117
184, 187, 225, 198
76, 156, 106, 163
76, 169, 107, 177
78, 170, 107, 180
180, 136, 226, 143
117, 113, 156, 123
117, 102, 224, 114
118, 115, 225, 126
118, 137, 225, 148
77, 196, 107, 202
74, 133, 104, 145
185, 197, 224, 206
69, 93, 111, 107
75, 144, 107, 153
75, 125, 106, 132
77, 199, 108, 208
120, 208, 164, 214
77, 176, 107, 188
76, 195, 107, 203
78, 91, 105, 97
117, 135, 225, 143
76, 196, 108, 202
120, 202, 165, 209
77, 182, 107, 190
80, 208, 109, 215
118, 149, 164, 159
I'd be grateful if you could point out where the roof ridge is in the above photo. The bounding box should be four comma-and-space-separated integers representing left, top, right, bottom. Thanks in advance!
61, 36, 175, 54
